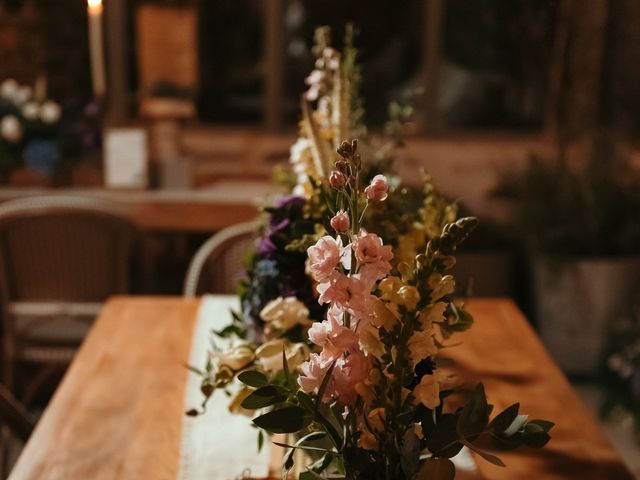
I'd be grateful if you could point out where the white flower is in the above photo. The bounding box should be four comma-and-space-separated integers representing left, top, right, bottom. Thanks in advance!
260, 296, 312, 333
1, 115, 22, 143
215, 343, 255, 371
13, 86, 32, 105
289, 138, 312, 165
22, 102, 40, 120
255, 339, 309, 373
0, 79, 19, 101
39, 101, 61, 124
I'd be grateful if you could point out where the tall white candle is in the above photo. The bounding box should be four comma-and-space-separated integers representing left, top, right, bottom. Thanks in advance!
87, 0, 106, 98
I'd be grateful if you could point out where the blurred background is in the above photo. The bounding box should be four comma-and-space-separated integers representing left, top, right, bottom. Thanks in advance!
1, 0, 640, 476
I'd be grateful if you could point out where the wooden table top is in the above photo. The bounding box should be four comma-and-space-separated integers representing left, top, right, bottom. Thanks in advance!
9, 296, 634, 480
0, 181, 282, 232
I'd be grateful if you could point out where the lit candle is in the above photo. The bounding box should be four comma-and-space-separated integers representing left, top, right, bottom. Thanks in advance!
87, 0, 106, 98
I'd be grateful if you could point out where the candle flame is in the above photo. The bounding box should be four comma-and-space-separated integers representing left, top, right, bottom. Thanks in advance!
87, 0, 102, 12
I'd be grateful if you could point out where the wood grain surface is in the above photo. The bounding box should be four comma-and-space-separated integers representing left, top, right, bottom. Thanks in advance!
9, 297, 633, 479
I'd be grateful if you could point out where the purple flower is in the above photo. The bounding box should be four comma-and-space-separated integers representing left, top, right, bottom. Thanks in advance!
276, 194, 306, 209
256, 236, 277, 255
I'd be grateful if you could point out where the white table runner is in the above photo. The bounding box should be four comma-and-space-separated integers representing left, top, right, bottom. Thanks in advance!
178, 295, 480, 479
178, 295, 271, 480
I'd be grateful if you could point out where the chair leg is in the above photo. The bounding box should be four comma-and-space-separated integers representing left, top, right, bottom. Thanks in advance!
21, 364, 61, 407
1, 426, 9, 479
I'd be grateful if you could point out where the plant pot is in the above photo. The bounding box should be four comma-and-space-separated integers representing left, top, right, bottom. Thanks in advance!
533, 256, 640, 376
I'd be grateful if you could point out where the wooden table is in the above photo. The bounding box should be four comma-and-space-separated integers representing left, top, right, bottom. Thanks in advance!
0, 180, 282, 232
9, 297, 634, 480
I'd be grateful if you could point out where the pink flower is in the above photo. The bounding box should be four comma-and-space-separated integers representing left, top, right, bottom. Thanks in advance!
353, 231, 393, 281
308, 309, 358, 355
330, 210, 350, 232
333, 349, 371, 405
316, 272, 372, 318
364, 174, 389, 201
329, 170, 346, 188
307, 235, 343, 282
298, 350, 334, 398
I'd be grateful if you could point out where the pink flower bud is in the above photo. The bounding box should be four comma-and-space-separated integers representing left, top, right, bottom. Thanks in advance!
330, 210, 350, 232
329, 170, 346, 188
364, 174, 389, 201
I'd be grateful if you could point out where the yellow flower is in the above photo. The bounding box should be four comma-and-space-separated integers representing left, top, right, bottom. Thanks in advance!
395, 228, 425, 264
358, 428, 378, 450
367, 408, 386, 432
408, 330, 437, 367
428, 273, 455, 301
398, 285, 420, 311
371, 297, 400, 329
413, 374, 441, 409
358, 322, 385, 358
379, 276, 404, 304
420, 302, 447, 330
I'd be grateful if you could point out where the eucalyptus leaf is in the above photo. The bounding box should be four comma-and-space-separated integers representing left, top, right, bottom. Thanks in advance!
297, 391, 315, 412
237, 370, 268, 388
253, 406, 313, 434
241, 385, 289, 410
489, 403, 520, 433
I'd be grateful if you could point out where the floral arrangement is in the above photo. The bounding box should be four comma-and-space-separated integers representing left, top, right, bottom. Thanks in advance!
0, 78, 62, 177
188, 27, 553, 480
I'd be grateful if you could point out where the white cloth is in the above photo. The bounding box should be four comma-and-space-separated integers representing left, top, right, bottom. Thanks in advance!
178, 295, 271, 480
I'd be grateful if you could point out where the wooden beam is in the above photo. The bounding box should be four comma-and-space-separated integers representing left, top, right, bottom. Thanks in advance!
105, 0, 129, 124
422, 0, 445, 134
263, 0, 284, 132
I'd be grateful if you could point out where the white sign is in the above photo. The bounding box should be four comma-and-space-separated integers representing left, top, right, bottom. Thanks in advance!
104, 128, 148, 189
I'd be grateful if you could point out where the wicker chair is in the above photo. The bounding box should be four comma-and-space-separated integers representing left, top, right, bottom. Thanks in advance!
0, 196, 140, 399
0, 383, 34, 477
183, 220, 260, 297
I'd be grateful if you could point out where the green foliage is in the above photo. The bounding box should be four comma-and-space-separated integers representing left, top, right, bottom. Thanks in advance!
501, 137, 640, 257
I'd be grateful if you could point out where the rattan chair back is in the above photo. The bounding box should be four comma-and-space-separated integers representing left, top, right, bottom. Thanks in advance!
183, 220, 260, 297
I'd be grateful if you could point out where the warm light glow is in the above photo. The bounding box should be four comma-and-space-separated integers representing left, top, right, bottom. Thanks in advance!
87, 0, 103, 14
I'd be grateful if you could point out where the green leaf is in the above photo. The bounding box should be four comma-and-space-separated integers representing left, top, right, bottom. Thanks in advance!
489, 403, 520, 433
315, 359, 337, 412
426, 414, 464, 458
457, 384, 489, 437
237, 370, 269, 388
282, 346, 293, 389
299, 472, 323, 480
253, 406, 313, 434
521, 422, 552, 448
297, 391, 315, 412
213, 324, 246, 339
241, 385, 289, 410
465, 442, 506, 467
417, 458, 455, 480
257, 430, 264, 452
527, 419, 555, 432
309, 452, 334, 473
294, 431, 327, 446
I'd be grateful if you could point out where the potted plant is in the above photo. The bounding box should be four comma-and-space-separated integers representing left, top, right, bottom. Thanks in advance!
502, 136, 640, 376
